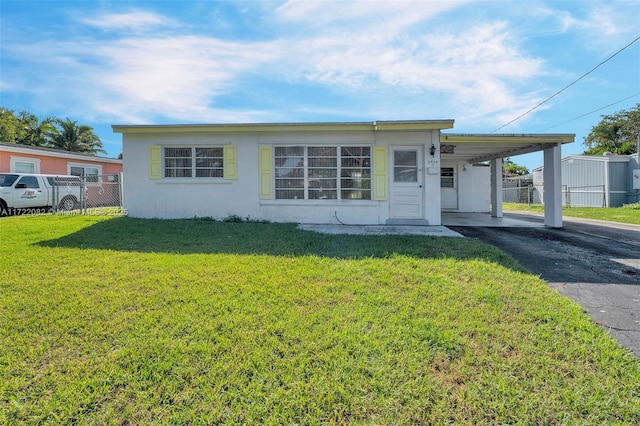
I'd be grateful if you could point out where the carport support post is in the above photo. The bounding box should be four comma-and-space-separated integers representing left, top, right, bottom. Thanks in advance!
543, 143, 562, 228
490, 158, 503, 218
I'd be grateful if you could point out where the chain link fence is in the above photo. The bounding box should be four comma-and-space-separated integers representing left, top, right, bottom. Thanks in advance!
503, 183, 607, 207
52, 173, 124, 215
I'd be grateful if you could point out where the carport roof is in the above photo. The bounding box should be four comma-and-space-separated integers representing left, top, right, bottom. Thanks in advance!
439, 133, 575, 164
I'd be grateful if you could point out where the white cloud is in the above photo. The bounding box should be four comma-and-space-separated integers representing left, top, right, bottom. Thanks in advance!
528, 2, 639, 52
79, 10, 179, 32
1, 1, 552, 128
276, 0, 472, 32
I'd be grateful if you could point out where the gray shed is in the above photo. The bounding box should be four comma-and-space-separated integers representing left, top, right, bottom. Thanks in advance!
533, 153, 640, 207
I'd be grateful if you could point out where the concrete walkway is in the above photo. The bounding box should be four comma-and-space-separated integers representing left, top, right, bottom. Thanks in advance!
298, 211, 547, 236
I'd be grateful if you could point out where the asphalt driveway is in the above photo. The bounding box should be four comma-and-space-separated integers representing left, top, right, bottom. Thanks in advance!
449, 212, 640, 359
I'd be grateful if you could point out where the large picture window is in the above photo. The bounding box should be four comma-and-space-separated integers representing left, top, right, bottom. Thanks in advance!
274, 146, 371, 200
164, 147, 223, 178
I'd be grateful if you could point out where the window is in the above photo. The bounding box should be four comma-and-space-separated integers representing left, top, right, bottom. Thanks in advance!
70, 165, 100, 183
164, 147, 223, 178
441, 167, 455, 188
17, 176, 40, 188
393, 151, 418, 182
10, 156, 40, 174
274, 146, 371, 200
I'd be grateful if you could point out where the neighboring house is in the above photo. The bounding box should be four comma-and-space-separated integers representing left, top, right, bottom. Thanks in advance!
0, 141, 122, 176
0, 141, 123, 206
533, 153, 640, 207
113, 120, 574, 227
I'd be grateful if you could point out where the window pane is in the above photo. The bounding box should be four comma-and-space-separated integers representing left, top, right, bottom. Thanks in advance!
308, 157, 337, 168
85, 167, 99, 182
18, 176, 39, 188
275, 146, 306, 199
15, 162, 35, 173
309, 189, 337, 199
308, 168, 337, 178
70, 166, 83, 177
308, 147, 336, 157
276, 178, 304, 189
275, 146, 304, 157
194, 147, 223, 178
341, 189, 371, 200
196, 147, 223, 158
394, 167, 417, 182
394, 151, 417, 166
165, 147, 193, 178
196, 169, 223, 178
276, 189, 304, 199
441, 167, 454, 188
340, 147, 372, 200
394, 151, 418, 182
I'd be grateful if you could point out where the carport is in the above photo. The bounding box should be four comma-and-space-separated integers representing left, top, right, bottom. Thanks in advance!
440, 133, 575, 227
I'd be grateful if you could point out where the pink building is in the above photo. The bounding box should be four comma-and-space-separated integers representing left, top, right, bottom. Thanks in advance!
0, 142, 123, 207
0, 141, 122, 176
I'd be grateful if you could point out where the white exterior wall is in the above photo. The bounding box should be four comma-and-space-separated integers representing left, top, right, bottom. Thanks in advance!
457, 164, 490, 212
122, 129, 451, 224
439, 162, 490, 213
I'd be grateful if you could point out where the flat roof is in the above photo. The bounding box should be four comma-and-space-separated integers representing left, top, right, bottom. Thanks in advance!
112, 120, 456, 133
0, 141, 122, 163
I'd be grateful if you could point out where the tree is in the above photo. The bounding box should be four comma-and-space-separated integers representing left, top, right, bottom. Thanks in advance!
49, 118, 106, 156
0, 108, 24, 144
17, 111, 55, 147
503, 157, 529, 177
583, 104, 639, 156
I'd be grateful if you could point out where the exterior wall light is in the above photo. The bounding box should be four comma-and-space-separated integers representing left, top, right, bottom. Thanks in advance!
430, 144, 436, 157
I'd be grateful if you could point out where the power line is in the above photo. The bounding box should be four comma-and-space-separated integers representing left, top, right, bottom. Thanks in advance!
492, 35, 640, 133
538, 93, 640, 131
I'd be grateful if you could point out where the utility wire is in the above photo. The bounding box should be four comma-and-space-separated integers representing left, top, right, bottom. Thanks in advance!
538, 93, 640, 131
492, 35, 640, 133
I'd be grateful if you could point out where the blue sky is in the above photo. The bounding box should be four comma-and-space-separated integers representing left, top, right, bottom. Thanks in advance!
1, 0, 639, 171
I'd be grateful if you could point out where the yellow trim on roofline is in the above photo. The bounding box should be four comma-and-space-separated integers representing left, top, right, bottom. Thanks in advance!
112, 120, 455, 134
440, 133, 575, 144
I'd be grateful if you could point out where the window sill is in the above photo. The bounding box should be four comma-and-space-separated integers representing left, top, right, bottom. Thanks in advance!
154, 179, 231, 185
260, 199, 378, 206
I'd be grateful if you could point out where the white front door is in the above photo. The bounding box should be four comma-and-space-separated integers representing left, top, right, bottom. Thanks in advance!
390, 147, 423, 219
441, 166, 458, 209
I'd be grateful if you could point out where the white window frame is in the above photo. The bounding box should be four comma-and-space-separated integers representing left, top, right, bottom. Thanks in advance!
68, 162, 102, 186
10, 156, 40, 174
274, 145, 372, 201
163, 146, 224, 179
441, 167, 456, 188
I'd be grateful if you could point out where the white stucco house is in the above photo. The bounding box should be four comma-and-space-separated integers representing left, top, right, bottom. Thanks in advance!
113, 120, 574, 227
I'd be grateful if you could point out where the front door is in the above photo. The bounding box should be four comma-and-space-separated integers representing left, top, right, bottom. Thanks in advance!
390, 147, 423, 219
441, 166, 458, 209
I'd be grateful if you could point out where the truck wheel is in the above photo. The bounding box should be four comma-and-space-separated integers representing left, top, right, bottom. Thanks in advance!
0, 200, 9, 217
59, 196, 78, 211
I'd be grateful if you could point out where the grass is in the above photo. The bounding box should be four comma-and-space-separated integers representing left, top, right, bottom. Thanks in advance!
504, 202, 640, 225
1, 215, 639, 424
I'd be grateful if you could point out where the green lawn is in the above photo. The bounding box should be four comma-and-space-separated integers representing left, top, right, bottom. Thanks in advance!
503, 202, 640, 225
1, 215, 639, 424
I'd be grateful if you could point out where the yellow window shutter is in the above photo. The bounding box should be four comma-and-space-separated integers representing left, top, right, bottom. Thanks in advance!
224, 145, 237, 180
149, 145, 161, 179
373, 146, 387, 200
258, 146, 273, 199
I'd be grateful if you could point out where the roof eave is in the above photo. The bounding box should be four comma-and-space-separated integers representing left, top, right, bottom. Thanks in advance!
112, 120, 455, 134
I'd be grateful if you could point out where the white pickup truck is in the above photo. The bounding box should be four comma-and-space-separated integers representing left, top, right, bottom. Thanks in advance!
0, 173, 87, 216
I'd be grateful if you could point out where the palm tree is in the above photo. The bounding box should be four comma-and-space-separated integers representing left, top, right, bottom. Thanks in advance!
18, 111, 55, 147
49, 118, 107, 155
